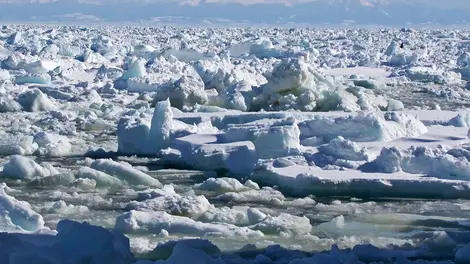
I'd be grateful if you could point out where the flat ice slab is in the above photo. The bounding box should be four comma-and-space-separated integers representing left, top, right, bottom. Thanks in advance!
252, 164, 470, 199
323, 67, 391, 78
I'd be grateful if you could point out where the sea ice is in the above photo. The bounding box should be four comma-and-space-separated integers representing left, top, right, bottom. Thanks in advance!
33, 132, 72, 157
16, 88, 56, 112
0, 183, 45, 232
299, 111, 427, 142
76, 167, 125, 188
194, 178, 251, 193
115, 210, 264, 238
251, 213, 312, 235
1, 25, 470, 264
125, 192, 213, 217
90, 159, 161, 187
1, 155, 58, 179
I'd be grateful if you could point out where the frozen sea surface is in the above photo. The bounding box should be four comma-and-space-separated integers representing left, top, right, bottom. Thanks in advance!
1, 25, 470, 263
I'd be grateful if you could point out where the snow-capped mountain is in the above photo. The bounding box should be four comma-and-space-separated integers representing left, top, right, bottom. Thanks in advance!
0, 0, 469, 25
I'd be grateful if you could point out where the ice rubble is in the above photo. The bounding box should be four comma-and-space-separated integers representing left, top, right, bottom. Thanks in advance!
2, 25, 470, 264
118, 101, 427, 174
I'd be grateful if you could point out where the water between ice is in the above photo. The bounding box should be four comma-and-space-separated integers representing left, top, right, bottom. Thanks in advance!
6, 157, 470, 257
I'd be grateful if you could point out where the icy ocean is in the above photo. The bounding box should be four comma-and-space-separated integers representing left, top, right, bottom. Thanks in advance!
1, 25, 470, 264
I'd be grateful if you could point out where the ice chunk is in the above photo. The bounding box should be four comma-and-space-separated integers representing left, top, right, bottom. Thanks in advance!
2, 155, 58, 179
194, 178, 249, 193
136, 185, 178, 200
362, 146, 470, 180
148, 239, 220, 260
455, 244, 470, 264
169, 134, 257, 175
6, 32, 22, 45
148, 98, 173, 151
387, 99, 405, 111
148, 242, 223, 264
53, 220, 134, 264
388, 52, 418, 66
0, 69, 10, 81
121, 58, 147, 80
317, 215, 345, 234
318, 136, 370, 161
90, 159, 161, 187
244, 180, 260, 190
421, 231, 456, 255
151, 75, 208, 110
45, 200, 89, 215
72, 178, 97, 190
223, 81, 253, 111
15, 72, 51, 85
247, 208, 266, 224
406, 67, 462, 85
223, 117, 301, 159
0, 219, 133, 264
33, 132, 72, 157
24, 60, 60, 74
134, 44, 156, 54
359, 147, 402, 173
385, 40, 399, 56
0, 183, 44, 232
353, 79, 382, 89
117, 99, 174, 155
447, 114, 470, 127
0, 96, 22, 113
0, 134, 38, 156
77, 167, 125, 188
198, 206, 250, 226
115, 210, 264, 238
16, 88, 56, 112
256, 57, 337, 111
126, 193, 213, 217
28, 173, 76, 187
299, 112, 427, 142
215, 187, 285, 205
117, 111, 153, 155
251, 213, 312, 235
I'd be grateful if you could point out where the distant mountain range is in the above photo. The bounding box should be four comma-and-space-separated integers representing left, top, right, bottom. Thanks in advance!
0, 0, 469, 26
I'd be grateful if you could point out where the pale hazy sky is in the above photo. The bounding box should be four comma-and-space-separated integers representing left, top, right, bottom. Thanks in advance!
0, 0, 468, 25
0, 0, 466, 6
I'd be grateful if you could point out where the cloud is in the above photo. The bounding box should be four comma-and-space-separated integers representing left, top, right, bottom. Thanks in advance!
55, 12, 101, 20
0, 0, 468, 8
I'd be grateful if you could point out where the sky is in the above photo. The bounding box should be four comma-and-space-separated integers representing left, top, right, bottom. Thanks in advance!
0, 0, 468, 8
0, 0, 469, 25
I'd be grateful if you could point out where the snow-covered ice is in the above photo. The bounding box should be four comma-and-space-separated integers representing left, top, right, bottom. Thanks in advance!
2, 25, 470, 264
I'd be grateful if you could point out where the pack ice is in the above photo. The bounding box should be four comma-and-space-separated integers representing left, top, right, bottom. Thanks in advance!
1, 25, 470, 264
